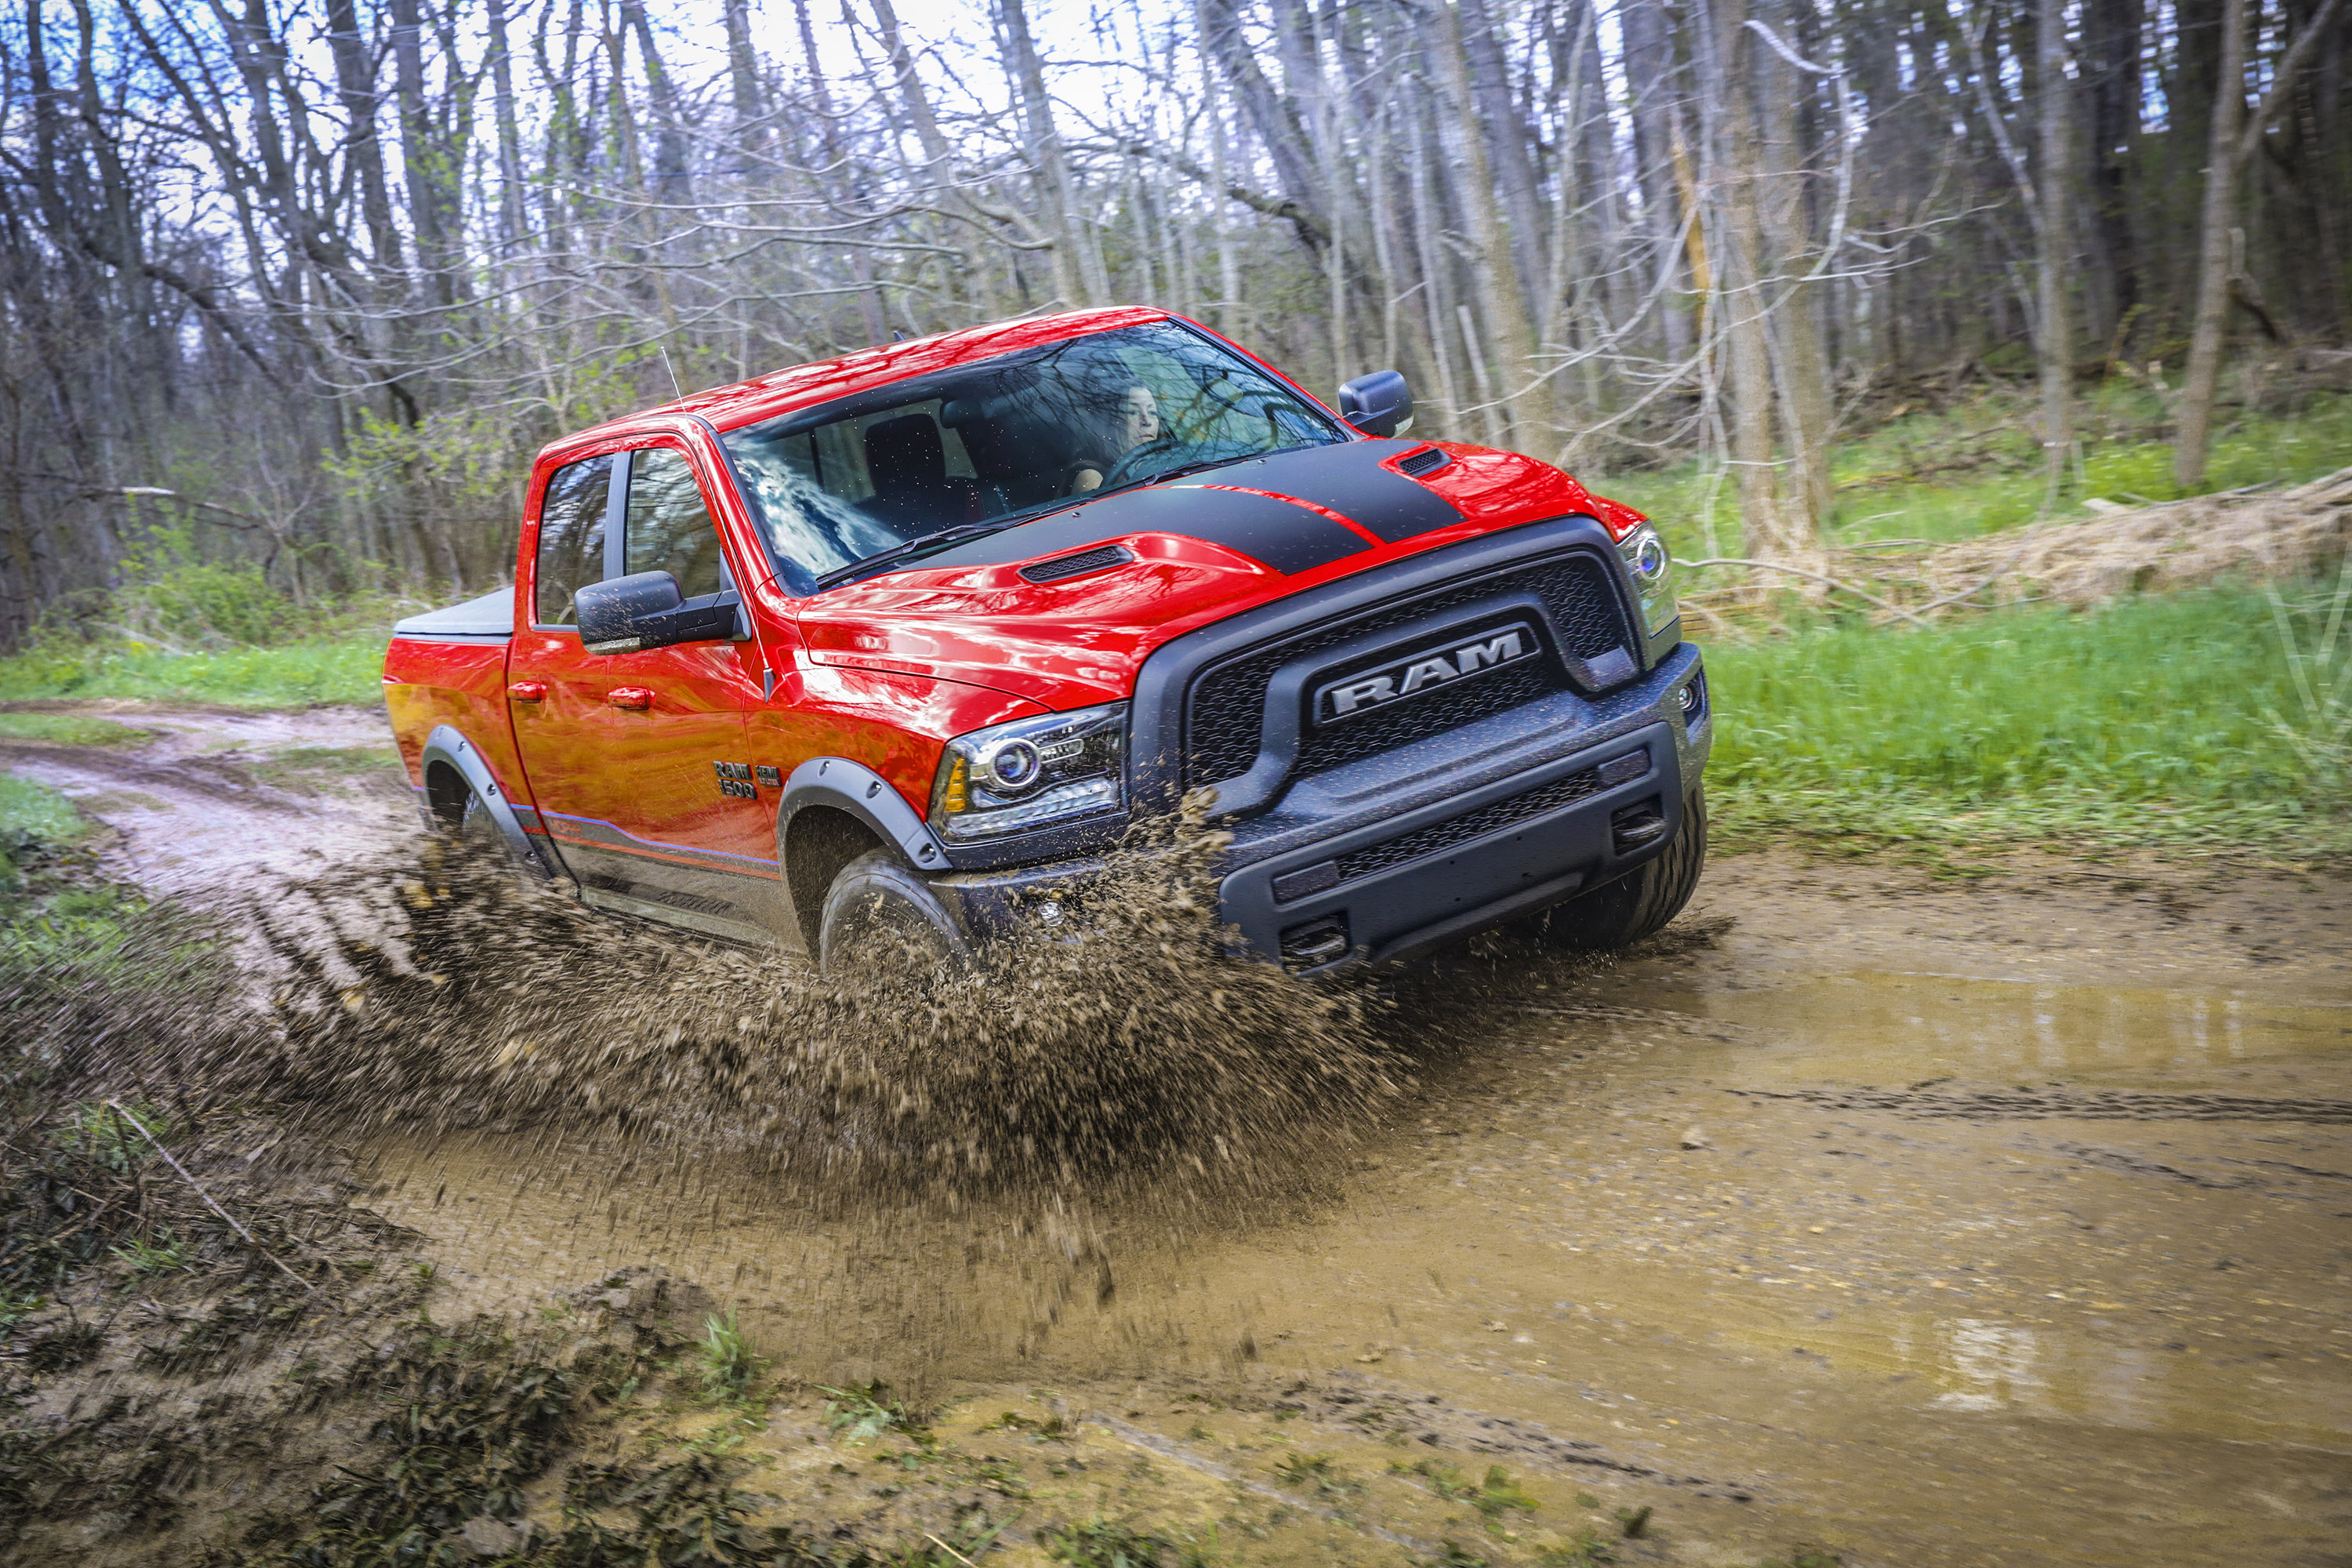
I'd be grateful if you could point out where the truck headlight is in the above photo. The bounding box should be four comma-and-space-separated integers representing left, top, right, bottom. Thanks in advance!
930, 702, 1127, 841
1617, 524, 1678, 637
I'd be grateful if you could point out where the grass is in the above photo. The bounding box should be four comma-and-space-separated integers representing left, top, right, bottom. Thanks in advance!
0, 713, 151, 746
0, 633, 383, 709
1703, 582, 2352, 857
1535, 1530, 1618, 1566
109, 1228, 194, 1276
695, 1308, 764, 1401
1396, 1460, 1535, 1523
1042, 1518, 1208, 1567
1595, 383, 2352, 557
819, 1381, 927, 1444
0, 775, 85, 866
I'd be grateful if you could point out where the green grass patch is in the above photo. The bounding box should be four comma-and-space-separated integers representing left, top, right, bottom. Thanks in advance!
0, 776, 177, 997
1705, 583, 2352, 858
695, 1308, 765, 1402
1595, 384, 2352, 556
0, 713, 151, 746
0, 633, 383, 709
0, 776, 85, 859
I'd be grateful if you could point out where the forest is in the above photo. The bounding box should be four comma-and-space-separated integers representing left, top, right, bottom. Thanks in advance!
1, 0, 2347, 647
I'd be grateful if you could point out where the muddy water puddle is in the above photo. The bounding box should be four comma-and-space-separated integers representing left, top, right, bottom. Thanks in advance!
367, 949, 2352, 1566
1639, 968, 2352, 1088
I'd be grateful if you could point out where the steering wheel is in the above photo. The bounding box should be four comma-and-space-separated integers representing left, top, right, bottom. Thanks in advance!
1098, 438, 1182, 492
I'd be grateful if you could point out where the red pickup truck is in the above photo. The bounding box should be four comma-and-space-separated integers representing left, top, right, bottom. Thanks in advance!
383, 307, 1709, 975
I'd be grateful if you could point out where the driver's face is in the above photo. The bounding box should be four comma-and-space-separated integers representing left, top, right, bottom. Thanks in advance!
1120, 386, 1160, 450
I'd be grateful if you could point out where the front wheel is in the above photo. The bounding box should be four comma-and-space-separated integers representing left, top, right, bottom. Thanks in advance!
817, 849, 971, 979
456, 790, 508, 858
1526, 786, 1708, 952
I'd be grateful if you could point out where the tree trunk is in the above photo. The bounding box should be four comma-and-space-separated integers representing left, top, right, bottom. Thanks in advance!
1435, 1, 1559, 456
1457, 0, 1549, 336
793, 0, 889, 339
2083, 0, 2145, 347
1754, 0, 1833, 530
721, 0, 765, 154
998, 0, 1102, 305
1701, 0, 1801, 561
486, 0, 527, 249
387, 0, 450, 310
2176, 0, 2345, 488
2037, 0, 2076, 498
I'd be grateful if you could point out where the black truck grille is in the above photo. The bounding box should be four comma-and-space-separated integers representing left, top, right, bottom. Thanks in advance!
1184, 551, 1629, 789
1334, 764, 1604, 880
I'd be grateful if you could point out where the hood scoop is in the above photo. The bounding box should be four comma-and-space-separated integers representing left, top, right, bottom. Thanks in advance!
1020, 543, 1134, 583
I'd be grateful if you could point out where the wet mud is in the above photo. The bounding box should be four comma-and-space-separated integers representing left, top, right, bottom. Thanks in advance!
0, 700, 414, 895
6, 706, 2350, 1565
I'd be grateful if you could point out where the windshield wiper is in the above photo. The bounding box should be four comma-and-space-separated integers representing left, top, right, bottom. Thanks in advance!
1090, 454, 1251, 500
1091, 439, 1340, 501
815, 521, 1015, 590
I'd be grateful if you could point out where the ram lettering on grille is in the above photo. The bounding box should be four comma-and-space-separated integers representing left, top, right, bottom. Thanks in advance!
1315, 622, 1539, 724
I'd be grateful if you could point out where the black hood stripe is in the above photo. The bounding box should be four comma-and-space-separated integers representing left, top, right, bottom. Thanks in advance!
917, 480, 1371, 576
1213, 437, 1464, 543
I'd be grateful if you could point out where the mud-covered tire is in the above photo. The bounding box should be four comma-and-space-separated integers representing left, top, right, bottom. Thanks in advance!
817, 849, 970, 978
456, 791, 507, 858
1526, 786, 1708, 952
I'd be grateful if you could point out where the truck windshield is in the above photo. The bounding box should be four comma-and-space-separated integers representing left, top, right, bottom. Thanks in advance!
719, 321, 1346, 591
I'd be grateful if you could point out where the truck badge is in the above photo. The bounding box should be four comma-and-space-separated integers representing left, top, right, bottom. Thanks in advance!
714, 760, 757, 798
1314, 622, 1541, 724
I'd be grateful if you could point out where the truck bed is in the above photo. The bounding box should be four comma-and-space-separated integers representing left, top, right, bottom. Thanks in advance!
383, 586, 528, 824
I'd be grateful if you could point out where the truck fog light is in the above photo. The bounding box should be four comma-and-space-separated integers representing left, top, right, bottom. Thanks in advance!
931, 702, 1128, 842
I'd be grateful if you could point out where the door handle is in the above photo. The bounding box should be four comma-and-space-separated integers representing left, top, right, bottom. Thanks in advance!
606, 686, 655, 710
506, 680, 548, 702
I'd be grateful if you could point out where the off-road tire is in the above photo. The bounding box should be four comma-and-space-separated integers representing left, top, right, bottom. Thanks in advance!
456, 791, 508, 858
1527, 786, 1708, 952
817, 849, 971, 978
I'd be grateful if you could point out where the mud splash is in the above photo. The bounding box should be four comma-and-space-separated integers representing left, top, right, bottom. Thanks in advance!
27, 813, 1420, 1210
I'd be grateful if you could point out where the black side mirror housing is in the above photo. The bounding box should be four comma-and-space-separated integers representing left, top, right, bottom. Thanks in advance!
1338, 369, 1414, 438
575, 571, 739, 654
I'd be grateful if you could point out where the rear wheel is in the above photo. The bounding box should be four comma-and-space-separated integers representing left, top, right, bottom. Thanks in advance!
1526, 786, 1708, 952
817, 849, 970, 978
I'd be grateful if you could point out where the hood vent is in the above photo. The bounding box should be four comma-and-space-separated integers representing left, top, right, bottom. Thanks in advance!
1020, 543, 1134, 583
1396, 445, 1450, 478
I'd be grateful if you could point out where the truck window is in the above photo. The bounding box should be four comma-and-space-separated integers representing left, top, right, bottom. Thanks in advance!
720, 321, 1345, 591
533, 453, 615, 626
624, 447, 727, 598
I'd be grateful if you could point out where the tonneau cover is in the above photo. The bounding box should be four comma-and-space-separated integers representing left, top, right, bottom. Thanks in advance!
391, 587, 514, 642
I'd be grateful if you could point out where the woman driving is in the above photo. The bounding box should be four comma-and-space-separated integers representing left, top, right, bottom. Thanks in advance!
1069, 383, 1167, 493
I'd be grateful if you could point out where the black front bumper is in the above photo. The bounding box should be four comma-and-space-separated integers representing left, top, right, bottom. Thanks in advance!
938, 513, 1711, 972
1221, 710, 1693, 969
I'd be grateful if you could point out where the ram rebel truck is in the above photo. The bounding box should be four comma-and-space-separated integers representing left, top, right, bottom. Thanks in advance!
383, 308, 1711, 975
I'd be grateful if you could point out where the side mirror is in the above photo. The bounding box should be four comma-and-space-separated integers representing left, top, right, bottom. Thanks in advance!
1338, 369, 1414, 439
577, 572, 743, 654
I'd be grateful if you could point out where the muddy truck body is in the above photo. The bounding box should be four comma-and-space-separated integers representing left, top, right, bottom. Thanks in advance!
383, 309, 1711, 972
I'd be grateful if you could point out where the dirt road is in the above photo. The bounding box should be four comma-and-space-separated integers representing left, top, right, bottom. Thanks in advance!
9, 704, 2350, 1566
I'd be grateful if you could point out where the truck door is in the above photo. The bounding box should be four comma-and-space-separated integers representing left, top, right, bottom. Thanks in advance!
505, 440, 782, 939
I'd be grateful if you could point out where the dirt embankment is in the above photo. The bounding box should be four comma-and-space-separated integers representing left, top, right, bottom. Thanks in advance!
3, 706, 2348, 1567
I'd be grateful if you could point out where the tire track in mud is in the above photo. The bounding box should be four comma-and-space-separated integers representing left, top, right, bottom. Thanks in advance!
1730, 1085, 2352, 1122
0, 737, 291, 807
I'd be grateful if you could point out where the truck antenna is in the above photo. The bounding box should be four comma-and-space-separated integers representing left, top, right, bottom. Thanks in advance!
659, 346, 684, 398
